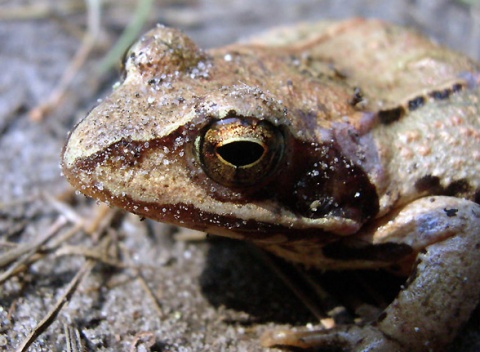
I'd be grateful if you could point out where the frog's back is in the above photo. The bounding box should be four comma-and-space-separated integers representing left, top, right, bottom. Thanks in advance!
248, 19, 478, 110
248, 19, 480, 213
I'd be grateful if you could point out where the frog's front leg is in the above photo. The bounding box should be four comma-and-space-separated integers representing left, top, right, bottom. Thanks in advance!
262, 196, 480, 351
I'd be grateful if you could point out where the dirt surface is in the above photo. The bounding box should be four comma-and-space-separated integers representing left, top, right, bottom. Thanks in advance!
1, 1, 480, 351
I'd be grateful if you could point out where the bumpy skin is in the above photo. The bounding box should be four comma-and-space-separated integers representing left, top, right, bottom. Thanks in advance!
62, 19, 480, 351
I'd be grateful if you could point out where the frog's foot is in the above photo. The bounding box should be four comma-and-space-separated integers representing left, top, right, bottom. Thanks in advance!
261, 324, 402, 351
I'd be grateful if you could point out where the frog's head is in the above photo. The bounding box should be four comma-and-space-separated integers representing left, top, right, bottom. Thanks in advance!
62, 26, 379, 244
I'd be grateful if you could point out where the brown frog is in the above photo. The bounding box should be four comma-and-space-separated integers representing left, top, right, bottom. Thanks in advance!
61, 19, 480, 351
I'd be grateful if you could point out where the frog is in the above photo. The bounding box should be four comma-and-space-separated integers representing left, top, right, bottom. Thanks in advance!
61, 18, 480, 351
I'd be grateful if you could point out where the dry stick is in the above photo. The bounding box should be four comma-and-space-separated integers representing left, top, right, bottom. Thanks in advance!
45, 191, 117, 241
15, 259, 95, 352
0, 252, 52, 284
250, 245, 330, 325
8, 190, 122, 349
14, 205, 124, 350
0, 247, 39, 284
29, 0, 101, 121
118, 237, 164, 317
29, 0, 155, 120
55, 243, 126, 268
136, 271, 164, 317
294, 269, 352, 326
0, 216, 68, 268
251, 245, 357, 328
0, 222, 88, 283
0, 2, 85, 21
0, 200, 98, 282
44, 223, 84, 251
0, 217, 79, 284
43, 192, 87, 227
64, 323, 84, 352
130, 331, 155, 352
85, 205, 118, 241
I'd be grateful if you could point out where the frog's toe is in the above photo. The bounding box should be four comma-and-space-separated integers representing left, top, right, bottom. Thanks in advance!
261, 324, 403, 351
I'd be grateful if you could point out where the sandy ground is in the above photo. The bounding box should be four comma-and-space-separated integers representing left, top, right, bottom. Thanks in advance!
1, 0, 480, 351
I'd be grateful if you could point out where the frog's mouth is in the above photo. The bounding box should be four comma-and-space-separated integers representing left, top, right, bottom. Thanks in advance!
62, 160, 349, 246
95, 190, 346, 245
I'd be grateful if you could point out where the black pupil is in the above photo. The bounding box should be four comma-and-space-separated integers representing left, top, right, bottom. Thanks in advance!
216, 141, 265, 167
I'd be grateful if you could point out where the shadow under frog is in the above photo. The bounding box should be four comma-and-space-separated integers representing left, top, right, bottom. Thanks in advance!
200, 236, 404, 325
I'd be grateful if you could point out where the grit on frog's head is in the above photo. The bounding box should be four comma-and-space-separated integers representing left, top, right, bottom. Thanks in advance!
62, 25, 379, 244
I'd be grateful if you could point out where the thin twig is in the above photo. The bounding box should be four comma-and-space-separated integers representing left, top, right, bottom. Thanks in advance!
43, 192, 87, 227
64, 323, 84, 352
85, 204, 118, 240
55, 244, 126, 268
0, 247, 39, 284
173, 229, 207, 242
0, 216, 67, 268
251, 245, 330, 324
129, 331, 155, 352
136, 271, 164, 317
0, 2, 85, 21
15, 259, 95, 352
44, 223, 84, 251
29, 0, 101, 121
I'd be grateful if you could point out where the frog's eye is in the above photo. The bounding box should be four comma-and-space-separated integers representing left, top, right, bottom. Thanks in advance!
196, 117, 284, 188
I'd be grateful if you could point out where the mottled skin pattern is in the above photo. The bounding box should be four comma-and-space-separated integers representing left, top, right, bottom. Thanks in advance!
62, 19, 480, 351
